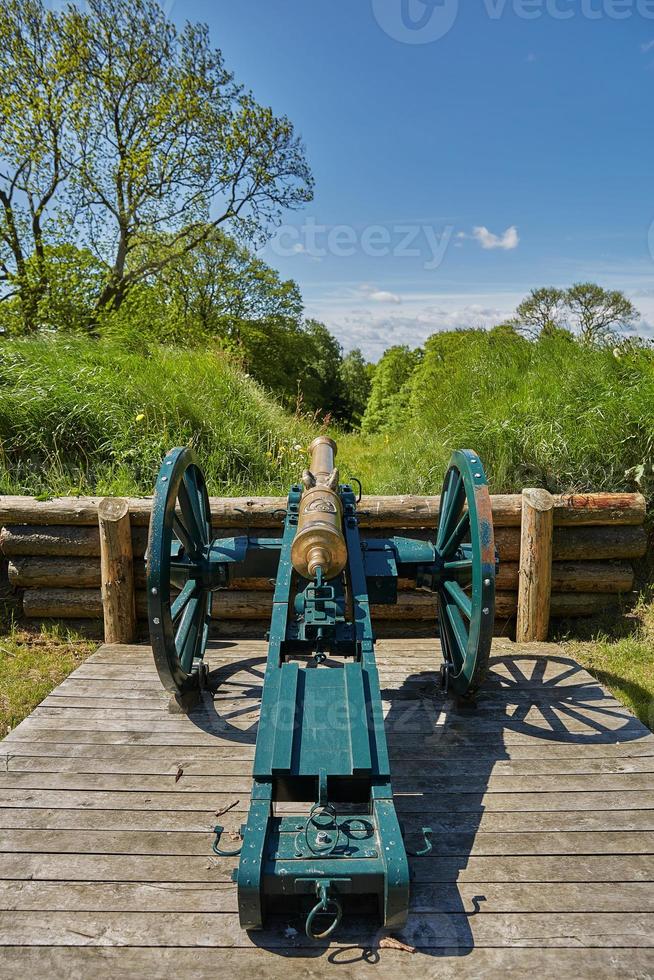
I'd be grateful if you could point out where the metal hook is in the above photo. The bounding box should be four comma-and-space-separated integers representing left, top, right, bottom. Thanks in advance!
407, 826, 433, 857
212, 825, 243, 857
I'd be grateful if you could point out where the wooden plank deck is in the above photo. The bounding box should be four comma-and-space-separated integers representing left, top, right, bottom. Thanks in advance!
1, 638, 653, 979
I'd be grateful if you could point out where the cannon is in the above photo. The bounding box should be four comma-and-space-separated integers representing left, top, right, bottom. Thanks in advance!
147, 436, 496, 939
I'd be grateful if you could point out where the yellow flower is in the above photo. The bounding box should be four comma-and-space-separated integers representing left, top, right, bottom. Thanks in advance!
135, 413, 145, 422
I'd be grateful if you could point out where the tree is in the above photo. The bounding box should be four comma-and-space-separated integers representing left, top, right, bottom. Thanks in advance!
65, 0, 313, 317
361, 346, 420, 434
514, 287, 566, 338
339, 349, 371, 428
133, 228, 303, 341
566, 282, 638, 345
514, 283, 639, 345
0, 0, 77, 331
0, 0, 313, 331
301, 320, 345, 417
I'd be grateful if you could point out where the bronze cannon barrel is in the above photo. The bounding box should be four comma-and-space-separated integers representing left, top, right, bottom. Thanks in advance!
290, 436, 348, 580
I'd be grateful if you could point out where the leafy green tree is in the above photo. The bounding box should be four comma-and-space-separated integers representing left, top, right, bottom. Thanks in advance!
361, 345, 420, 434
300, 320, 344, 417
339, 348, 372, 428
514, 283, 638, 345
515, 287, 566, 337
231, 317, 307, 404
0, 0, 313, 331
65, 0, 312, 316
131, 228, 303, 342
0, 0, 77, 331
566, 282, 638, 345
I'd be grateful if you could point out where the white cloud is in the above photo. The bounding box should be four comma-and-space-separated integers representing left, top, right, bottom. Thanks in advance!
359, 283, 402, 304
307, 293, 519, 359
641, 40, 654, 52
472, 225, 520, 250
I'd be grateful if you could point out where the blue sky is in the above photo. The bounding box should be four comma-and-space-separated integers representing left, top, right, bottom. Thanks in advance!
181, 1, 653, 359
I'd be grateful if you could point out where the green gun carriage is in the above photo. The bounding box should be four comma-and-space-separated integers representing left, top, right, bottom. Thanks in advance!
147, 437, 496, 939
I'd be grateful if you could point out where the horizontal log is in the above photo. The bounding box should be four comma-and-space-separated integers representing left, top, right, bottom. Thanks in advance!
24, 589, 105, 618
8, 557, 101, 588
0, 491, 645, 528
551, 560, 634, 593
552, 525, 647, 560
0, 525, 149, 559
8, 556, 634, 595
22, 587, 617, 622
552, 492, 646, 526
4, 523, 647, 564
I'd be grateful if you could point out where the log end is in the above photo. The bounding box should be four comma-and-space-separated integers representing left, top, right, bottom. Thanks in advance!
98, 497, 130, 523
522, 488, 555, 512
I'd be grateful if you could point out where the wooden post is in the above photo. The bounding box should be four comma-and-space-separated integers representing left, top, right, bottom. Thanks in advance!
516, 488, 554, 643
98, 497, 136, 644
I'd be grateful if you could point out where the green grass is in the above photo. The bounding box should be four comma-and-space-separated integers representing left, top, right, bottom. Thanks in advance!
564, 597, 654, 729
2, 330, 654, 498
0, 335, 315, 496
345, 330, 654, 496
0, 624, 96, 735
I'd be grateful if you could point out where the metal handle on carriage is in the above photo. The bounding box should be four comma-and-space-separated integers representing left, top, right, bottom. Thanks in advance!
305, 880, 343, 941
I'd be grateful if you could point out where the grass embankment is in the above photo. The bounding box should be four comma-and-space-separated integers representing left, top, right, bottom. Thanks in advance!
0, 336, 314, 497
342, 330, 654, 495
2, 330, 654, 498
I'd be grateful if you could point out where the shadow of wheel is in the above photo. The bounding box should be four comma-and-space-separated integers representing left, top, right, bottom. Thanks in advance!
486, 653, 648, 744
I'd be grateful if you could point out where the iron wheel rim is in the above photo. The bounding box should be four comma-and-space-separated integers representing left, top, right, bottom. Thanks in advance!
435, 449, 496, 696
147, 447, 212, 695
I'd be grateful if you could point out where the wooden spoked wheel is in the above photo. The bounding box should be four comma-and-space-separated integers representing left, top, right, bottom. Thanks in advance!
435, 449, 496, 697
147, 447, 213, 696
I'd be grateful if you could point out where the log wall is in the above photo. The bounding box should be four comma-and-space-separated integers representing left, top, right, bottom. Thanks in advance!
0, 492, 647, 641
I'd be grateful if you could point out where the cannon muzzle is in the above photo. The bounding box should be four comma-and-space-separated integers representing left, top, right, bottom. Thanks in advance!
290, 436, 348, 580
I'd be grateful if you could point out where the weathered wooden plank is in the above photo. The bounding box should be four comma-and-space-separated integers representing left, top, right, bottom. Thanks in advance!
38, 688, 631, 716
20, 586, 624, 621
1, 946, 650, 980
2, 805, 653, 834
3, 767, 653, 795
2, 879, 653, 914
7, 555, 636, 595
69, 649, 610, 686
1, 787, 652, 813
0, 909, 652, 948
18, 702, 644, 739
0, 524, 149, 559
0, 491, 646, 527
6, 722, 650, 751
7, 749, 654, 778
1, 851, 652, 883
4, 732, 654, 759
2, 828, 652, 858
